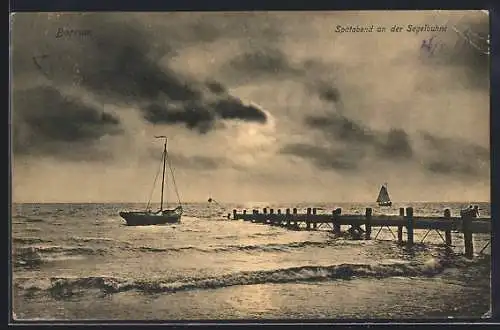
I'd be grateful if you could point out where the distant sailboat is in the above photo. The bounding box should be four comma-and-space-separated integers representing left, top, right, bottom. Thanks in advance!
207, 194, 222, 207
119, 136, 183, 226
376, 183, 392, 207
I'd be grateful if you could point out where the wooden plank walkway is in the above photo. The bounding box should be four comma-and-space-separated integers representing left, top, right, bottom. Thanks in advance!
230, 206, 491, 259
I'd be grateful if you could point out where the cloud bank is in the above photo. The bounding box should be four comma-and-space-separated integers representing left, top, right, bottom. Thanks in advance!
11, 11, 490, 203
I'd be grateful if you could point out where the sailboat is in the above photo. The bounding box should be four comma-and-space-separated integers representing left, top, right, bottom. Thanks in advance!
376, 183, 392, 207
119, 136, 183, 226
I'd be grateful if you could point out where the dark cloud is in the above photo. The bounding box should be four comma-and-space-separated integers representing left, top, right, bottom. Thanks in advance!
68, 21, 201, 102
280, 143, 360, 171
377, 129, 413, 159
13, 16, 201, 103
181, 20, 223, 44
317, 85, 341, 103
420, 15, 489, 89
425, 160, 478, 176
305, 82, 414, 161
12, 85, 122, 158
305, 114, 375, 145
154, 12, 283, 46
15, 16, 270, 137
143, 102, 215, 134
226, 49, 345, 100
420, 132, 489, 177
284, 112, 414, 171
168, 153, 230, 171
287, 114, 489, 180
142, 97, 267, 134
79, 28, 271, 132
293, 112, 487, 179
421, 132, 489, 160
212, 98, 267, 123
145, 147, 231, 170
227, 48, 302, 76
79, 26, 268, 132
205, 80, 226, 95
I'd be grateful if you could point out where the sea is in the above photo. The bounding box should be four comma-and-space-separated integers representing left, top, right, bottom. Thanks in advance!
11, 202, 491, 321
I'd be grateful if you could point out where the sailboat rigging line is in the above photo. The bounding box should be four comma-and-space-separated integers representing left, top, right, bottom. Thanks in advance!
165, 150, 182, 206
145, 151, 164, 211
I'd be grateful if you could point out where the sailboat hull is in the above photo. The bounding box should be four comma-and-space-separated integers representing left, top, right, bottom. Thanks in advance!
120, 209, 182, 226
378, 202, 392, 207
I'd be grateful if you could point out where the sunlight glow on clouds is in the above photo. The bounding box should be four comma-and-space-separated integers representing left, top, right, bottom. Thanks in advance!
11, 11, 489, 203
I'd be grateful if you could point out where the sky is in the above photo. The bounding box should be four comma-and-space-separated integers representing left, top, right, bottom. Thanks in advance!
10, 11, 490, 203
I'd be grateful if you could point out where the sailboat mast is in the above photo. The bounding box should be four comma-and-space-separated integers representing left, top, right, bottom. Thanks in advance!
160, 137, 167, 211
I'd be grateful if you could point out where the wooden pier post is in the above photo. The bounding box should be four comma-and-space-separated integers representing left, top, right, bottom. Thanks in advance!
306, 208, 312, 230
312, 208, 317, 229
255, 209, 261, 223
269, 208, 275, 225
233, 209, 237, 220
286, 208, 291, 226
444, 209, 452, 247
462, 212, 474, 259
277, 209, 282, 226
263, 208, 268, 214
398, 208, 404, 243
406, 207, 414, 247
365, 208, 372, 240
293, 208, 298, 228
332, 208, 341, 233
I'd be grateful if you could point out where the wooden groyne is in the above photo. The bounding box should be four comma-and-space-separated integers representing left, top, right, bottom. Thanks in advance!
230, 207, 491, 259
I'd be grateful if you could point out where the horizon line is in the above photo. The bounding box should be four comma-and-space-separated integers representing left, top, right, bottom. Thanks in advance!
10, 200, 491, 205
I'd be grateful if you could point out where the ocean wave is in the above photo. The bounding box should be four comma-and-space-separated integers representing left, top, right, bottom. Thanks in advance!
12, 214, 49, 222
247, 232, 281, 238
214, 235, 239, 240
13, 237, 53, 244
180, 231, 280, 240
15, 245, 102, 255
69, 236, 129, 245
23, 228, 42, 233
178, 228, 210, 233
22, 217, 45, 223
218, 241, 331, 252
133, 240, 342, 254
31, 210, 57, 217
13, 245, 105, 268
15, 254, 488, 299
